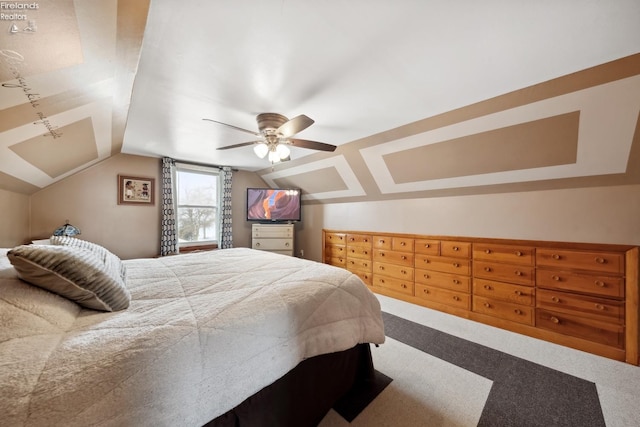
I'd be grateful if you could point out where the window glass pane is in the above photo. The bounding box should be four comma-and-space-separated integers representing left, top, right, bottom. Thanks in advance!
177, 207, 217, 242
177, 171, 217, 206
175, 167, 219, 245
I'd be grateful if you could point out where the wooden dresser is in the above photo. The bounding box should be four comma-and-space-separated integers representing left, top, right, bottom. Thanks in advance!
323, 229, 639, 365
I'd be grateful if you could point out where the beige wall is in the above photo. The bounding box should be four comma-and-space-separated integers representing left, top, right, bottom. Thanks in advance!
0, 189, 30, 247
30, 154, 161, 259
297, 184, 640, 263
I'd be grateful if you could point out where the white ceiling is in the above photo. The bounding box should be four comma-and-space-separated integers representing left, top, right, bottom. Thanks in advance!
121, 0, 640, 171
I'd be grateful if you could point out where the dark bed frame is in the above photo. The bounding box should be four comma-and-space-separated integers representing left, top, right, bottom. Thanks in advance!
204, 343, 375, 427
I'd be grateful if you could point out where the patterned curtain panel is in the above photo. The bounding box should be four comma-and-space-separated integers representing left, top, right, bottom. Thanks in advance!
160, 157, 178, 256
220, 166, 233, 249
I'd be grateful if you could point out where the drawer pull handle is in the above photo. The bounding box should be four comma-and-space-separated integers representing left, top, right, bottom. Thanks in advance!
363, 263, 368, 267
255, 243, 260, 247
550, 316, 560, 324
453, 279, 460, 285
285, 242, 290, 247
424, 244, 430, 248
484, 302, 490, 308
424, 274, 430, 279
453, 263, 460, 268
552, 254, 561, 260
514, 270, 522, 276
350, 261, 354, 265
514, 309, 522, 315
364, 239, 369, 243
552, 275, 560, 281
350, 237, 355, 241
453, 296, 460, 301
401, 270, 407, 275
423, 289, 430, 294
453, 246, 459, 251
484, 285, 492, 290
424, 259, 431, 264
515, 251, 523, 256
364, 251, 369, 255
595, 280, 605, 287
484, 267, 491, 272
551, 296, 560, 303
401, 255, 407, 260
595, 257, 606, 264
400, 242, 406, 246
401, 284, 407, 289
595, 304, 605, 311
380, 252, 385, 256
485, 249, 491, 254
380, 279, 385, 284
379, 239, 385, 244
515, 290, 523, 296
379, 266, 384, 270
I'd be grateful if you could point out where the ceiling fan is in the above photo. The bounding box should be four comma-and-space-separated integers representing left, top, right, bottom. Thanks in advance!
203, 113, 336, 164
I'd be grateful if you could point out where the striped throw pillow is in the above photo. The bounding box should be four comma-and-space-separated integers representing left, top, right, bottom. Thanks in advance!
7, 245, 130, 312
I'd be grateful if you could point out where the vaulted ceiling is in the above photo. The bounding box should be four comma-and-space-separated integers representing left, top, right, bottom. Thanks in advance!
1, 1, 639, 203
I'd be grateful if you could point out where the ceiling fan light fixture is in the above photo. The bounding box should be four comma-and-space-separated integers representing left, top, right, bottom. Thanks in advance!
268, 150, 281, 163
276, 143, 290, 159
253, 143, 269, 158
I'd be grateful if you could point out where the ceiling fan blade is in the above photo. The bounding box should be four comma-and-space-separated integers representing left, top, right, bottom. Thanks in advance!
203, 118, 260, 136
277, 115, 315, 138
216, 141, 260, 150
289, 138, 337, 152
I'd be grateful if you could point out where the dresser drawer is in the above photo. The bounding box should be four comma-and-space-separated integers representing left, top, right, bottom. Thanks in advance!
347, 245, 373, 260
536, 289, 624, 324
473, 261, 534, 286
374, 261, 414, 281
473, 278, 534, 306
415, 269, 471, 292
415, 256, 471, 275
352, 271, 373, 286
415, 284, 470, 310
325, 256, 346, 267
536, 309, 624, 348
252, 238, 292, 251
473, 296, 534, 325
373, 275, 413, 295
373, 249, 414, 266
473, 243, 534, 265
347, 257, 372, 272
415, 239, 440, 255
325, 245, 346, 258
252, 225, 293, 238
537, 269, 624, 299
373, 235, 392, 250
346, 234, 372, 247
536, 249, 624, 275
325, 232, 346, 245
441, 241, 471, 258
392, 237, 414, 252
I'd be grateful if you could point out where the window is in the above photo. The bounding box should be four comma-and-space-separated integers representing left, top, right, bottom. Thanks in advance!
174, 164, 220, 248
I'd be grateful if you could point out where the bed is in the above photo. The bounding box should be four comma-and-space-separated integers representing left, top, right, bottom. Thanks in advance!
0, 244, 385, 426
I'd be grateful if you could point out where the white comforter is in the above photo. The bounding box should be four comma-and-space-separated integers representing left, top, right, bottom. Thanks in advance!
0, 247, 385, 426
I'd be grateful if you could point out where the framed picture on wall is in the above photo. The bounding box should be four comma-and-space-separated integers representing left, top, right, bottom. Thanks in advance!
118, 175, 155, 205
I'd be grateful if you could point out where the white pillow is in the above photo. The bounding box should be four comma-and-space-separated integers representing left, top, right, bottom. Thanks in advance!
7, 245, 131, 312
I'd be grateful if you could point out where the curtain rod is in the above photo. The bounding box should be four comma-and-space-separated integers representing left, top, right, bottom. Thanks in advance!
169, 157, 239, 172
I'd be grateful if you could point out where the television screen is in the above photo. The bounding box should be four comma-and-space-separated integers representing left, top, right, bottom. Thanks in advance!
246, 188, 301, 222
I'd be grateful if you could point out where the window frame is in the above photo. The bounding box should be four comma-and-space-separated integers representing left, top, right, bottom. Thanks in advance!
173, 162, 221, 251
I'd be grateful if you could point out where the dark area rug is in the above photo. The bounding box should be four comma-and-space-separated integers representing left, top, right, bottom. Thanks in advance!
382, 311, 605, 427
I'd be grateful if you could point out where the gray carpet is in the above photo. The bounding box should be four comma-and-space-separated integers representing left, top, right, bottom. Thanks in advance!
381, 311, 606, 427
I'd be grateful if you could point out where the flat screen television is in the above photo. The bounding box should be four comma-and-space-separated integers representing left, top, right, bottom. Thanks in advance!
246, 188, 301, 222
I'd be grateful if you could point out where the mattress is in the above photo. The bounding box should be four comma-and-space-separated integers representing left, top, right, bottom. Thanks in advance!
0, 247, 385, 426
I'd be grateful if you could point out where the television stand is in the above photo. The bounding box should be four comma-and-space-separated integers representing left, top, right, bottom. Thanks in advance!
251, 223, 294, 256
